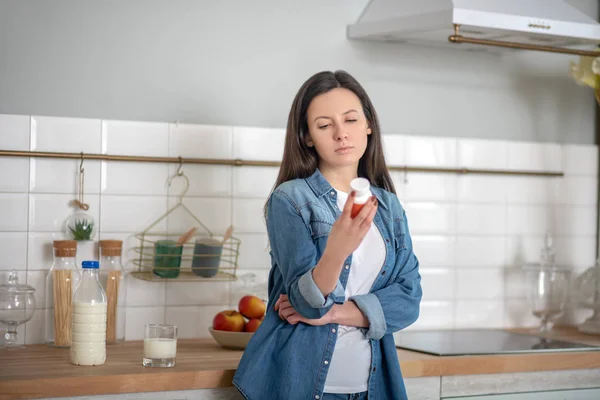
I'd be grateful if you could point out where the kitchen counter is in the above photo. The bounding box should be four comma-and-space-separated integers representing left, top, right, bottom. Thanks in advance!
1, 327, 599, 400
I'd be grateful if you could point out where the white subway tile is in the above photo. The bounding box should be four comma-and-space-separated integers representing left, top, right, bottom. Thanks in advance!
411, 235, 456, 267
102, 120, 169, 157
0, 270, 25, 286
0, 114, 30, 150
169, 123, 233, 159
24, 309, 45, 344
455, 300, 504, 328
457, 139, 508, 170
555, 176, 597, 205
506, 177, 559, 205
401, 300, 454, 331
231, 268, 270, 306
419, 268, 455, 301
165, 305, 228, 339
101, 161, 169, 195
555, 236, 597, 269
456, 268, 504, 299
382, 135, 404, 166
166, 197, 232, 235
233, 127, 285, 161
125, 306, 165, 340
404, 136, 457, 168
456, 237, 506, 268
27, 232, 72, 272
504, 299, 540, 328
506, 206, 554, 236
29, 194, 100, 233
26, 270, 47, 308
402, 173, 456, 202
456, 204, 506, 235
31, 116, 101, 153
100, 195, 166, 233
0, 157, 29, 192
403, 203, 455, 235
29, 158, 101, 194
236, 233, 271, 269
233, 167, 279, 198
167, 164, 232, 197
554, 206, 596, 236
457, 175, 508, 203
77, 240, 98, 264
508, 142, 562, 172
504, 267, 529, 299
97, 232, 138, 270
389, 171, 406, 200
166, 281, 230, 306
232, 198, 267, 234
0, 193, 28, 231
563, 144, 597, 176
126, 278, 165, 307
0, 232, 27, 270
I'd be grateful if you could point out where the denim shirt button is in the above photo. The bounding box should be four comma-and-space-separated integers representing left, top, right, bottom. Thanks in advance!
330, 191, 335, 196
381, 270, 386, 276
331, 328, 336, 333
315, 396, 320, 399
345, 265, 350, 270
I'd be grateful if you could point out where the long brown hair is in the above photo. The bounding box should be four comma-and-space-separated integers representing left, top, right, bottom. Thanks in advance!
265, 70, 395, 217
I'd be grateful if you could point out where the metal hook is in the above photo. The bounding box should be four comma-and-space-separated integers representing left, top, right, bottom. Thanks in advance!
80, 152, 85, 173
176, 156, 183, 176
167, 157, 189, 204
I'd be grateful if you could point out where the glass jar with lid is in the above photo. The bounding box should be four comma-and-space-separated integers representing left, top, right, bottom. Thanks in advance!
99, 240, 127, 344
45, 240, 81, 347
0, 270, 36, 349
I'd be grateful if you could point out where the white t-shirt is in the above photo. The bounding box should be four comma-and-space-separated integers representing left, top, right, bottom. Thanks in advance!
323, 189, 386, 394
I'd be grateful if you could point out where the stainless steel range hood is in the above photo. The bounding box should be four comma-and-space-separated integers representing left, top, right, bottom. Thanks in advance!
347, 0, 600, 56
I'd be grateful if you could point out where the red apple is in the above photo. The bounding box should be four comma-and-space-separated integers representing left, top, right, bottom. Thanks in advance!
238, 295, 266, 319
244, 318, 262, 333
212, 310, 245, 332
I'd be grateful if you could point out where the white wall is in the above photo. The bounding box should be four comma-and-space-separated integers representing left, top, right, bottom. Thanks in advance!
0, 113, 596, 344
0, 0, 597, 144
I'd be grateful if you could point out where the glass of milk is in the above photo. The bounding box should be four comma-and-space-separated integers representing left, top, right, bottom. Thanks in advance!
143, 324, 178, 367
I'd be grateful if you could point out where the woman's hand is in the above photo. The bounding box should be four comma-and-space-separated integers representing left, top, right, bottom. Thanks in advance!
274, 294, 333, 326
324, 191, 378, 263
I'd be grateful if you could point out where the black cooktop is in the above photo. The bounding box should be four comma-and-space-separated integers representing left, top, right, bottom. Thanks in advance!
394, 329, 600, 356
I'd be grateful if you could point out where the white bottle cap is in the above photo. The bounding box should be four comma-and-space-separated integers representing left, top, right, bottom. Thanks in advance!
350, 178, 372, 204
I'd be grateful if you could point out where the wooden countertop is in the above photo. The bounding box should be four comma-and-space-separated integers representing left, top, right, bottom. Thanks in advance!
1, 327, 599, 400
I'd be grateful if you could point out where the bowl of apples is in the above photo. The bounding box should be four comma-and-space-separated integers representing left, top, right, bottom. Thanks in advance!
209, 295, 266, 350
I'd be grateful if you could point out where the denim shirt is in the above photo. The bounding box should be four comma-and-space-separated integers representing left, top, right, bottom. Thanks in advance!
233, 169, 422, 400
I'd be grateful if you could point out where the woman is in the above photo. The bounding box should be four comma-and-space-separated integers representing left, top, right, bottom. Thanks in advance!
233, 70, 422, 400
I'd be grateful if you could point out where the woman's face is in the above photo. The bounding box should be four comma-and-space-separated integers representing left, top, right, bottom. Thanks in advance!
305, 88, 371, 171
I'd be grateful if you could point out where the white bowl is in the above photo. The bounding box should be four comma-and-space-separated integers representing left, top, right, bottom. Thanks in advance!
208, 327, 253, 349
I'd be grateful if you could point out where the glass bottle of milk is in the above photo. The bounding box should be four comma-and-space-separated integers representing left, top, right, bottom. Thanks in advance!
70, 260, 107, 366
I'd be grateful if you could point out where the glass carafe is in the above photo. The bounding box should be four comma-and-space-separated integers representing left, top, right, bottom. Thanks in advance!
45, 240, 81, 347
0, 270, 36, 349
99, 240, 127, 344
524, 234, 571, 333
71, 260, 107, 366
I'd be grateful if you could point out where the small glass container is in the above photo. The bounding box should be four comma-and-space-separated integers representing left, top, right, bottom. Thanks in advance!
143, 324, 178, 368
45, 240, 81, 347
0, 270, 36, 349
99, 240, 127, 344
65, 210, 97, 241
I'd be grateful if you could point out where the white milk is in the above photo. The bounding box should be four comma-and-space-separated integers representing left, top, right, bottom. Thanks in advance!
70, 302, 107, 366
144, 338, 177, 359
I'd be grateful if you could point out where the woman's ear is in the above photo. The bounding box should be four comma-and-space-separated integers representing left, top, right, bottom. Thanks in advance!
367, 126, 372, 135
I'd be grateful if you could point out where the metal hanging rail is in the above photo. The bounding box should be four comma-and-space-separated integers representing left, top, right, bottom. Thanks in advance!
449, 24, 600, 57
0, 149, 564, 177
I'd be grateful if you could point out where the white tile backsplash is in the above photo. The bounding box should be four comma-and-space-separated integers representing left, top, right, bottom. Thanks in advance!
29, 194, 100, 232
0, 157, 29, 192
233, 127, 285, 161
0, 193, 29, 231
101, 161, 169, 195
0, 114, 30, 150
30, 158, 101, 194
102, 120, 169, 157
170, 123, 233, 159
31, 116, 101, 153
0, 232, 28, 270
3, 116, 596, 343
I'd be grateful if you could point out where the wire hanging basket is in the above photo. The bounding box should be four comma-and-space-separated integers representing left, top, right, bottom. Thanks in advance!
130, 164, 240, 282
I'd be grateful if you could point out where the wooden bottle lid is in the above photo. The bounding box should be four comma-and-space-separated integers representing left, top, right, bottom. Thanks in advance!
53, 240, 77, 257
100, 240, 123, 256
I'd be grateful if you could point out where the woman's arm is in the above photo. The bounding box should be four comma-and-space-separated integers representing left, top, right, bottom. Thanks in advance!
275, 295, 369, 328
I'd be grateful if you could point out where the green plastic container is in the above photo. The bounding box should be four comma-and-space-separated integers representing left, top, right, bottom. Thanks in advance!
153, 240, 183, 278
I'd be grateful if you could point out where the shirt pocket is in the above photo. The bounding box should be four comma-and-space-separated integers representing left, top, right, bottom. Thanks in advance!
391, 216, 407, 251
306, 206, 335, 239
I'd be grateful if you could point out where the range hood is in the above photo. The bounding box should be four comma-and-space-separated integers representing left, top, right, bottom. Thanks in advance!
347, 0, 600, 56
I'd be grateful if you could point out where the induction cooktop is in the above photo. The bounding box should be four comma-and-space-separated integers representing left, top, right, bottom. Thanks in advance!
393, 329, 600, 356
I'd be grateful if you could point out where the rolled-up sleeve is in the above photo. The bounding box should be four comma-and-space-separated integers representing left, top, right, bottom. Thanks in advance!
267, 190, 344, 319
350, 207, 422, 340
